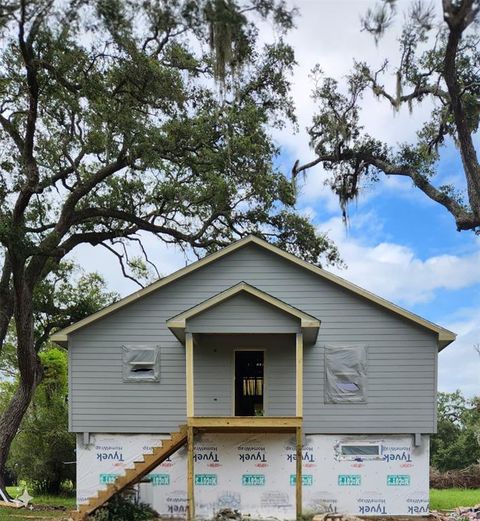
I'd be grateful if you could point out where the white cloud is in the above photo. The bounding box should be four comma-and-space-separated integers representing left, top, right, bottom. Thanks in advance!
439, 309, 480, 398
68, 233, 187, 297
317, 214, 480, 305
295, 167, 341, 211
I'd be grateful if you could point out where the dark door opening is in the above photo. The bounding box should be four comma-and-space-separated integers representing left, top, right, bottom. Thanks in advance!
235, 350, 264, 416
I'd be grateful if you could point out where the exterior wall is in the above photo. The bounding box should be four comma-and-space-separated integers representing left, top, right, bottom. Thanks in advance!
69, 243, 438, 434
194, 334, 296, 417
76, 433, 430, 517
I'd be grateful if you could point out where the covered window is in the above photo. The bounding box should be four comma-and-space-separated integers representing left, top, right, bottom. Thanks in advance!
325, 344, 367, 403
338, 443, 381, 460
122, 345, 160, 382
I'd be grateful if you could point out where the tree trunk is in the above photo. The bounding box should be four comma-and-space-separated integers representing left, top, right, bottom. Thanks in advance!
0, 265, 43, 492
444, 13, 480, 224
0, 377, 40, 493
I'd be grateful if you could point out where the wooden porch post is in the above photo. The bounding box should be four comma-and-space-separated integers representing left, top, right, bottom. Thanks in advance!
296, 333, 303, 417
295, 332, 303, 519
187, 425, 195, 521
186, 332, 194, 417
296, 426, 302, 520
186, 333, 195, 520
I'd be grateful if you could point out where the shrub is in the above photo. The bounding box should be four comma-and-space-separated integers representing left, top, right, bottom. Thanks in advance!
88, 494, 158, 521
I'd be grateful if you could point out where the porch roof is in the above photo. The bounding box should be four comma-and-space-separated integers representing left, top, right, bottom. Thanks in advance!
166, 281, 320, 344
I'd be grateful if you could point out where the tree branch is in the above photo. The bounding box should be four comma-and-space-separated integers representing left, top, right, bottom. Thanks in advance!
0, 114, 25, 152
34, 59, 81, 93
294, 150, 478, 231
70, 206, 226, 244
22, 156, 131, 290
100, 242, 145, 288
12, 0, 42, 224
54, 229, 139, 259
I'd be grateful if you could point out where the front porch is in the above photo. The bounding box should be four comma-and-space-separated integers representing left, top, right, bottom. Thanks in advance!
165, 282, 321, 520
183, 332, 305, 519
184, 333, 304, 519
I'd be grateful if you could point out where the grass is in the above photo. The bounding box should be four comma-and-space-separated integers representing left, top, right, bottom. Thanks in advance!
430, 488, 480, 511
0, 487, 75, 520
0, 509, 68, 520
5, 487, 75, 507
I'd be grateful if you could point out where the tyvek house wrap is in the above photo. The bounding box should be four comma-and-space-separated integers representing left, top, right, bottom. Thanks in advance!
324, 344, 367, 403
76, 433, 430, 518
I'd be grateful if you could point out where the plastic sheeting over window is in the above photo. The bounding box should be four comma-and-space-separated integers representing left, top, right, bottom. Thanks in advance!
325, 344, 367, 403
122, 345, 160, 382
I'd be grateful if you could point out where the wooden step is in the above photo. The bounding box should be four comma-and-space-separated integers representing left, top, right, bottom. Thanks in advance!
71, 425, 187, 521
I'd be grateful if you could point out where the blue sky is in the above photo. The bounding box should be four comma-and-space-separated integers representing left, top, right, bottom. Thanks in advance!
72, 1, 480, 398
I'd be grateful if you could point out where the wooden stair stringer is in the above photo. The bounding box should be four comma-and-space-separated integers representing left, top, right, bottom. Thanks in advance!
71, 425, 188, 521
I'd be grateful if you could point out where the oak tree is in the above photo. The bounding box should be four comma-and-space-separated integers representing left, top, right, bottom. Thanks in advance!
0, 0, 341, 490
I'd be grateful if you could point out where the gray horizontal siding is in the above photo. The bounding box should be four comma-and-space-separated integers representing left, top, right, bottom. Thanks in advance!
187, 292, 300, 334
69, 243, 438, 434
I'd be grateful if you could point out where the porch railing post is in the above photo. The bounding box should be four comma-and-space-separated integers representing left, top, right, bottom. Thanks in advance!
296, 425, 302, 520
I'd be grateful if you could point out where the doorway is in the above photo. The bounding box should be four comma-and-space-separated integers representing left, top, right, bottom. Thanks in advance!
234, 350, 264, 416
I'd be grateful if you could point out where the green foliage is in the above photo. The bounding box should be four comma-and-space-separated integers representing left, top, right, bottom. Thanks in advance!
6, 347, 74, 494
0, 338, 16, 381
0, 0, 340, 273
431, 391, 480, 472
0, 261, 118, 363
33, 261, 119, 340
0, 261, 115, 491
88, 495, 157, 521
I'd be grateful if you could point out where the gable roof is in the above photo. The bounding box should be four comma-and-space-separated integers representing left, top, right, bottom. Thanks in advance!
51, 235, 456, 349
166, 281, 320, 344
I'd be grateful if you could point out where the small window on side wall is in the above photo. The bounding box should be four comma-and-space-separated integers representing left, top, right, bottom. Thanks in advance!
325, 344, 367, 403
338, 443, 381, 460
122, 345, 160, 382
